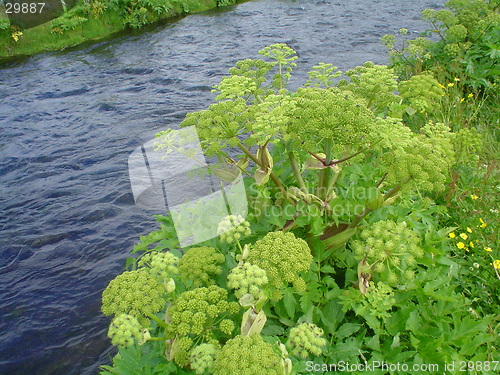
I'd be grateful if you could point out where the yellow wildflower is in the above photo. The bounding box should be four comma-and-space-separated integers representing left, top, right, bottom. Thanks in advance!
469, 241, 475, 248
484, 247, 492, 252
467, 227, 472, 233
460, 233, 468, 240
11, 31, 23, 42
454, 77, 460, 82
493, 260, 500, 270
449, 232, 456, 239
468, 93, 473, 98
470, 194, 478, 200
479, 218, 487, 228
448, 82, 454, 87
457, 242, 466, 249
460, 98, 465, 102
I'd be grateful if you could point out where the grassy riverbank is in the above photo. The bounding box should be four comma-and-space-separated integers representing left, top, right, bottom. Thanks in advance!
0, 0, 221, 61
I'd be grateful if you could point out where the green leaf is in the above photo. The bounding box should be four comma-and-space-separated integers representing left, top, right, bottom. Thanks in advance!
320, 300, 345, 335
366, 334, 380, 351
335, 323, 361, 340
283, 289, 297, 319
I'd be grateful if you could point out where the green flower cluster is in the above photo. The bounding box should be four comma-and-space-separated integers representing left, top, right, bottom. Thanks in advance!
217, 214, 251, 243
287, 323, 326, 358
180, 99, 252, 156
305, 62, 341, 88
378, 120, 454, 192
338, 61, 398, 114
138, 251, 178, 282
213, 335, 285, 375
190, 343, 218, 375
247, 231, 312, 300
166, 285, 239, 339
178, 246, 225, 287
101, 269, 165, 324
363, 281, 396, 319
398, 72, 444, 115
227, 262, 268, 299
287, 87, 375, 150
352, 220, 423, 284
107, 314, 144, 347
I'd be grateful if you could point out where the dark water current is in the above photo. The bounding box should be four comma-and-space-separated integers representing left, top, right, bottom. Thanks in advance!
0, 0, 445, 373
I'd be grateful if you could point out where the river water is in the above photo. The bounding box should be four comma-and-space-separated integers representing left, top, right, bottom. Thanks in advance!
0, 0, 444, 373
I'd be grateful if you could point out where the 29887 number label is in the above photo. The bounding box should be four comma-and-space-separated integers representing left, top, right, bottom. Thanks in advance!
5, 2, 46, 13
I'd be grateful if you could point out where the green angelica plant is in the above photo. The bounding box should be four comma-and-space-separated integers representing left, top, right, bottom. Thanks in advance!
287, 323, 327, 358
247, 231, 312, 300
189, 343, 218, 375
213, 334, 285, 375
217, 214, 251, 243
101, 269, 166, 325
138, 250, 178, 282
178, 246, 225, 287
227, 262, 268, 299
164, 285, 240, 366
101, 41, 500, 375
351, 220, 424, 287
107, 314, 148, 347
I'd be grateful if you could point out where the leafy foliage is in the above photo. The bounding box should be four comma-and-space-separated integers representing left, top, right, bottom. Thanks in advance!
101, 38, 499, 374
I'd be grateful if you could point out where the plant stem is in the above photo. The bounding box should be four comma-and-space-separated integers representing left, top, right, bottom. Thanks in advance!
146, 312, 168, 329
288, 151, 308, 193
237, 143, 293, 204
317, 139, 333, 200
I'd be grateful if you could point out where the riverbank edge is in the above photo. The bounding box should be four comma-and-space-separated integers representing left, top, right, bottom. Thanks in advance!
0, 0, 228, 62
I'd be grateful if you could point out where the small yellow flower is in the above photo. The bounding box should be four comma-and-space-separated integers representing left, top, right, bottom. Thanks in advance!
469, 241, 475, 248
454, 77, 460, 82
448, 82, 455, 87
460, 98, 465, 102
484, 247, 492, 252
439, 83, 446, 89
470, 194, 478, 200
460, 233, 468, 240
479, 218, 487, 228
467, 227, 472, 233
493, 260, 500, 270
457, 242, 466, 249
449, 232, 456, 239
468, 93, 473, 98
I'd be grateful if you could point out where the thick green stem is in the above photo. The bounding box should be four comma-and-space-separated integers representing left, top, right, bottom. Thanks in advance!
288, 151, 308, 193
317, 139, 333, 200
146, 312, 168, 329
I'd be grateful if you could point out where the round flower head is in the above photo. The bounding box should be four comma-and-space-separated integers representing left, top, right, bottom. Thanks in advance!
166, 285, 239, 339
138, 251, 178, 281
351, 220, 423, 285
217, 215, 251, 243
190, 343, 218, 375
101, 269, 165, 322
227, 262, 268, 299
247, 231, 312, 300
213, 335, 284, 375
178, 246, 225, 287
107, 314, 144, 347
287, 323, 326, 358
